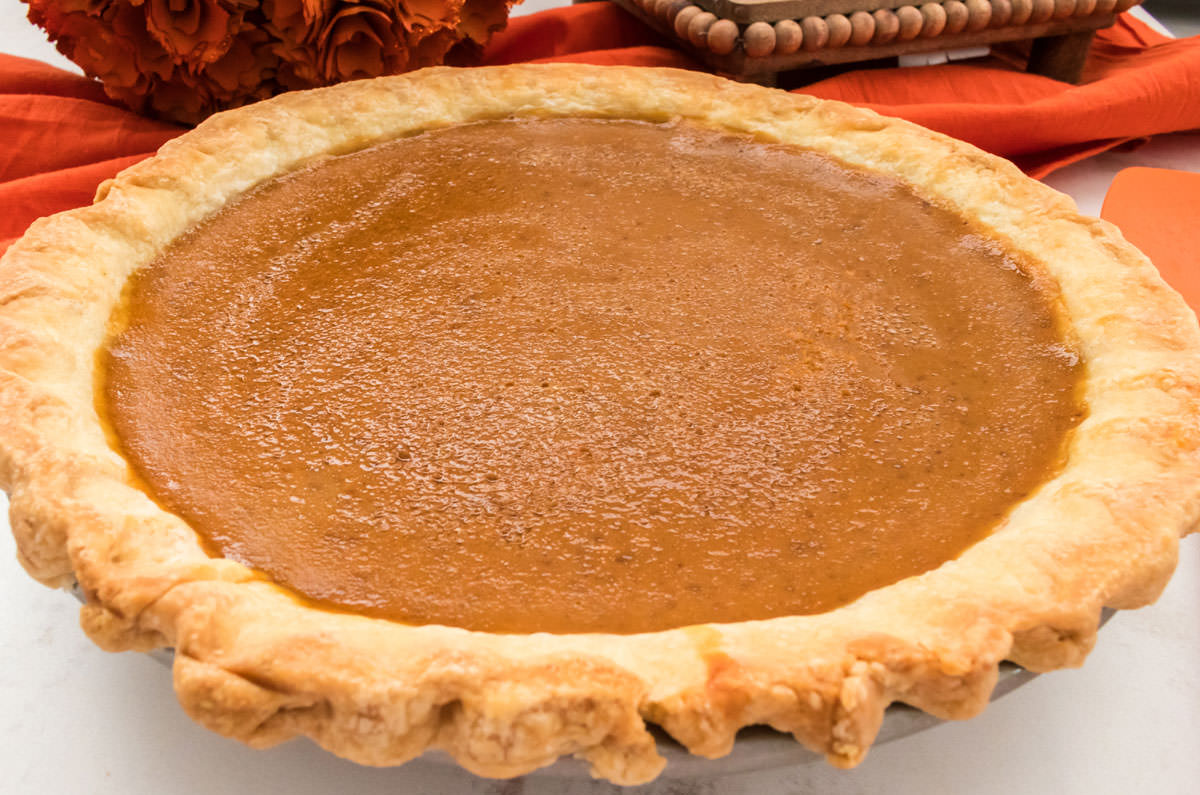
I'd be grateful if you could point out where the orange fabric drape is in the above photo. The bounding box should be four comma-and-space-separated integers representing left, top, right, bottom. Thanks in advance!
3, 4, 1199, 255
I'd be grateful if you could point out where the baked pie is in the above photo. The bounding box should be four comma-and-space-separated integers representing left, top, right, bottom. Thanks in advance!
1, 65, 1197, 784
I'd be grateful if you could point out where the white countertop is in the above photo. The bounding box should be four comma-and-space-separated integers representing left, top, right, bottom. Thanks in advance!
2, 3, 1199, 793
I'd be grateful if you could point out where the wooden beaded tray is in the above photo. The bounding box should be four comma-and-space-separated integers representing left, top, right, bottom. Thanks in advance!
607, 0, 1143, 84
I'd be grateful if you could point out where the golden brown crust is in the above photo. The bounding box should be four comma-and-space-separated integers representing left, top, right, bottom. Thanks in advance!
2, 64, 1199, 785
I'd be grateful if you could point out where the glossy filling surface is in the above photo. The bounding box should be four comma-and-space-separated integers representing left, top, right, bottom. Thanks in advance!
105, 118, 1083, 634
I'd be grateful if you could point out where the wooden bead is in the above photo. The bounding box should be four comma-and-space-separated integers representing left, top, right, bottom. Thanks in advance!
1053, 0, 1076, 19
707, 19, 738, 55
801, 16, 830, 51
896, 6, 923, 41
687, 11, 717, 47
655, 0, 679, 19
849, 10, 876, 46
872, 9, 900, 44
919, 3, 947, 37
774, 19, 803, 54
1030, 0, 1055, 23
944, 0, 969, 34
664, 0, 691, 20
666, 0, 691, 19
991, 0, 1014, 26
1114, 0, 1139, 11
966, 0, 992, 30
743, 21, 776, 57
1075, 0, 1098, 15
674, 5, 701, 38
1094, 0, 1118, 11
826, 14, 853, 48
1010, 0, 1034, 24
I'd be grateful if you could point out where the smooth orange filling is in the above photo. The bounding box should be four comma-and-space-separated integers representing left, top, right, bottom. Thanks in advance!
103, 118, 1083, 634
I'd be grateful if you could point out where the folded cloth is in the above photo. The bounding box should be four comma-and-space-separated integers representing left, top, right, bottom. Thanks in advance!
3, 3, 1199, 256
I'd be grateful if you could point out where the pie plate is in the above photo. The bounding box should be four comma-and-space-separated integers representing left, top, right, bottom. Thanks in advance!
75, 597, 1114, 778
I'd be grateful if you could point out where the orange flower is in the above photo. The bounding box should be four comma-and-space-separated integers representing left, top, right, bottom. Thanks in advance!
32, 6, 150, 95
318, 3, 407, 82
149, 72, 217, 123
408, 25, 460, 68
48, 0, 117, 16
25, 0, 520, 125
264, 0, 330, 85
263, 0, 330, 45
395, 0, 462, 29
456, 0, 515, 45
112, 0, 175, 81
202, 27, 279, 97
142, 0, 243, 64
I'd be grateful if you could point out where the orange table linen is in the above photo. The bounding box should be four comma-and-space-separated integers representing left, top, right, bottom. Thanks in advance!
1102, 167, 1200, 313
3, 3, 1200, 257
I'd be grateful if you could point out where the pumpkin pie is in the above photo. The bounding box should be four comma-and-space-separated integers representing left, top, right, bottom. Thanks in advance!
1, 65, 1198, 784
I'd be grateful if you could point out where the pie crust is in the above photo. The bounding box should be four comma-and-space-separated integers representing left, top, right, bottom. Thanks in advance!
2, 65, 1199, 785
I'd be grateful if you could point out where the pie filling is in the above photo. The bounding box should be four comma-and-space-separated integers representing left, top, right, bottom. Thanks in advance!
102, 118, 1083, 634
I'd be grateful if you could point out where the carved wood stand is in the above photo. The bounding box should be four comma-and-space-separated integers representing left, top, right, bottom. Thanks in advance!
599, 0, 1143, 84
